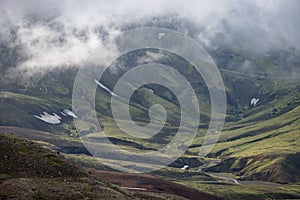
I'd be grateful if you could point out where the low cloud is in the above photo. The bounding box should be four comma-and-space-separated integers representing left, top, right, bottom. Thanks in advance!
0, 0, 299, 78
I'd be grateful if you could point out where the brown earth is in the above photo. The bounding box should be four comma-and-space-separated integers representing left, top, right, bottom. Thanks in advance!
91, 170, 222, 200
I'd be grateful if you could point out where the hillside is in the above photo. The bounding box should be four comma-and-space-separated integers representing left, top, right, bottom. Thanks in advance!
0, 13, 299, 199
1, 52, 300, 177
205, 103, 300, 182
0, 133, 219, 200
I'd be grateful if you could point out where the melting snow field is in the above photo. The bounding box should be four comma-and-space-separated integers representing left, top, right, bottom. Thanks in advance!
34, 109, 78, 124
33, 112, 61, 124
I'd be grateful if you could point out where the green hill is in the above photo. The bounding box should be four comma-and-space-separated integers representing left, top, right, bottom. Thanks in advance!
0, 41, 300, 198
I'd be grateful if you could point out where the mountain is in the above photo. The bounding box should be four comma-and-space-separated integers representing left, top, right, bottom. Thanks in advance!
0, 17, 300, 199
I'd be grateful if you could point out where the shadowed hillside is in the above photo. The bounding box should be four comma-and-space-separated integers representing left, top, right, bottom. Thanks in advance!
0, 133, 219, 200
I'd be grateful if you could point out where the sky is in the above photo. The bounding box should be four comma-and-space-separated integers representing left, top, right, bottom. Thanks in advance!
0, 0, 299, 77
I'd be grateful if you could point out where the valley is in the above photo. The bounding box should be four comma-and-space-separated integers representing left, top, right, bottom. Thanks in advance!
0, 2, 300, 198
1, 56, 299, 198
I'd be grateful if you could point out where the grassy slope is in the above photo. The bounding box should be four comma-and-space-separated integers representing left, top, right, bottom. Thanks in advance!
0, 133, 219, 200
189, 79, 300, 183
178, 181, 300, 200
1, 65, 300, 183
0, 133, 133, 200
1, 47, 300, 199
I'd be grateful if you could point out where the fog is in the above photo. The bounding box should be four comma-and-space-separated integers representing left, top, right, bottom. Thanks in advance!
0, 0, 299, 77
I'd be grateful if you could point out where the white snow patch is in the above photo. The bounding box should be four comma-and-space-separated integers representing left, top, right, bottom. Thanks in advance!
181, 165, 189, 170
147, 88, 154, 93
251, 98, 260, 106
94, 79, 118, 97
33, 112, 61, 124
63, 109, 78, 118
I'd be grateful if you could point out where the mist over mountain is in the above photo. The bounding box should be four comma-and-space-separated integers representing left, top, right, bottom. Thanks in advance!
1, 1, 300, 199
0, 0, 299, 79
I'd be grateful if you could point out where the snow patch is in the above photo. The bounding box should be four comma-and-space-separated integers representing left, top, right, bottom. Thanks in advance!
63, 109, 78, 118
181, 165, 189, 170
94, 79, 118, 97
250, 98, 260, 106
147, 88, 154, 93
33, 112, 61, 124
